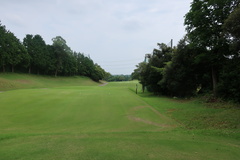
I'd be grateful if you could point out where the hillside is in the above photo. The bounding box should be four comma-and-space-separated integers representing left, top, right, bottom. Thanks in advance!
0, 73, 99, 91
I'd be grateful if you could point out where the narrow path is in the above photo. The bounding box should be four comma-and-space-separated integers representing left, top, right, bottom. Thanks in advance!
127, 106, 178, 129
99, 83, 108, 86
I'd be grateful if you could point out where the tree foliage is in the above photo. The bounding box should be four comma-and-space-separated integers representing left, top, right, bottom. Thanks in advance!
132, 0, 240, 102
160, 37, 198, 97
0, 24, 29, 73
132, 44, 173, 94
0, 22, 108, 81
23, 34, 48, 74
184, 0, 239, 97
0, 23, 9, 72
106, 74, 131, 82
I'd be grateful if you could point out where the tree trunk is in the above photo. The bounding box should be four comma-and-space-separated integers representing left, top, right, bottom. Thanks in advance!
142, 85, 145, 93
55, 69, 58, 77
211, 66, 217, 97
2, 65, 5, 72
29, 66, 31, 74
12, 65, 14, 73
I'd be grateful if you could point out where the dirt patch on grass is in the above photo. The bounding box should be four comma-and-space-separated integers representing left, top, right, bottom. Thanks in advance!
15, 79, 32, 84
167, 109, 179, 113
130, 106, 148, 111
128, 115, 174, 128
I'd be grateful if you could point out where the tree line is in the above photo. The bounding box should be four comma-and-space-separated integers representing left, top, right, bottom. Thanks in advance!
105, 75, 131, 82
0, 23, 110, 81
132, 0, 240, 102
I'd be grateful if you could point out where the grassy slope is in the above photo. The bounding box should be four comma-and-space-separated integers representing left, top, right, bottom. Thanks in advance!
0, 73, 98, 91
0, 76, 239, 160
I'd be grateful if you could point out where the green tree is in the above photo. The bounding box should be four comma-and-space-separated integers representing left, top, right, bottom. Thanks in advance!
52, 36, 72, 55
132, 43, 173, 94
161, 37, 198, 97
184, 0, 239, 97
81, 56, 95, 79
32, 35, 48, 74
52, 44, 65, 77
51, 36, 73, 77
5, 31, 27, 72
218, 57, 240, 102
146, 43, 173, 93
94, 63, 109, 81
224, 6, 240, 40
61, 52, 76, 76
1, 22, 109, 81
45, 44, 57, 75
218, 6, 240, 102
0, 22, 9, 72
75, 52, 99, 81
23, 34, 34, 73
132, 62, 148, 92
23, 34, 48, 74
223, 5, 240, 56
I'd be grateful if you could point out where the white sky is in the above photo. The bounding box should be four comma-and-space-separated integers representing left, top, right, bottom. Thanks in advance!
0, 0, 192, 75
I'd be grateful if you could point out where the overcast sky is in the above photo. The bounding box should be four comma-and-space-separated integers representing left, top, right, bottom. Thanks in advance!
0, 0, 192, 75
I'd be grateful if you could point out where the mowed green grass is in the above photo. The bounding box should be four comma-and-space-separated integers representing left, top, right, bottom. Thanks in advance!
0, 77, 239, 160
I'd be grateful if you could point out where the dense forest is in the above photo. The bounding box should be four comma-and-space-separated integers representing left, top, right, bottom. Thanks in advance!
132, 0, 240, 102
0, 23, 110, 81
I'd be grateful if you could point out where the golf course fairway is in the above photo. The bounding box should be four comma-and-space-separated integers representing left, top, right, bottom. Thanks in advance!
0, 80, 239, 160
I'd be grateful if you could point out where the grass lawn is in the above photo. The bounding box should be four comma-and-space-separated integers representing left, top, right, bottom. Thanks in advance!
0, 74, 239, 160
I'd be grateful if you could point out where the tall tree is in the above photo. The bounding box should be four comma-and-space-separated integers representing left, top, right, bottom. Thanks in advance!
161, 37, 199, 97
1, 21, 109, 82
32, 35, 48, 74
51, 36, 72, 77
184, 0, 239, 97
132, 62, 148, 93
52, 44, 65, 77
146, 43, 173, 93
23, 34, 34, 73
218, 6, 240, 102
5, 31, 27, 72
132, 43, 173, 94
52, 36, 72, 55
23, 34, 48, 74
0, 22, 9, 72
